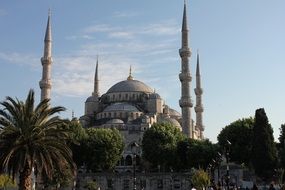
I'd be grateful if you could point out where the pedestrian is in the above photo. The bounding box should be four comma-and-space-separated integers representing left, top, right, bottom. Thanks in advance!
191, 183, 197, 190
269, 184, 275, 190
252, 184, 258, 190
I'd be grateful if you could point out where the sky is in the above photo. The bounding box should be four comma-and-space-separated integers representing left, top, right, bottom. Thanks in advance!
0, 0, 285, 142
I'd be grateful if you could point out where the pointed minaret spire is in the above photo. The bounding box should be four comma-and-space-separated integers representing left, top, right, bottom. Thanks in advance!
179, 0, 193, 138
182, 1, 188, 32
39, 10, 53, 102
127, 65, 133, 80
196, 49, 200, 76
92, 56, 100, 97
195, 51, 204, 139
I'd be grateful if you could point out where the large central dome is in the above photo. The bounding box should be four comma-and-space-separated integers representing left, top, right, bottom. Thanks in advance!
107, 79, 153, 93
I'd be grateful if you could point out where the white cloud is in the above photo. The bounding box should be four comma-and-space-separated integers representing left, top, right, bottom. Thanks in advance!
1, 18, 180, 99
141, 20, 180, 36
112, 11, 139, 18
83, 24, 118, 33
0, 52, 39, 68
76, 19, 179, 41
109, 31, 134, 39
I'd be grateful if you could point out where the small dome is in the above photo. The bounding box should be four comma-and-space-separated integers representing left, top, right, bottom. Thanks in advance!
106, 119, 124, 124
169, 108, 181, 117
158, 117, 182, 130
103, 103, 139, 112
107, 80, 153, 93
85, 95, 98, 102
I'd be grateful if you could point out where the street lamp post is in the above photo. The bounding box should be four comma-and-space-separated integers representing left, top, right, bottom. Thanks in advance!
225, 140, 231, 190
131, 142, 139, 190
217, 152, 222, 187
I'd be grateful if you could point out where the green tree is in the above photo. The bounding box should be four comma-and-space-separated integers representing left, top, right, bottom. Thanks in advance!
177, 138, 218, 170
0, 90, 75, 190
191, 169, 210, 190
68, 119, 88, 167
84, 128, 124, 171
0, 174, 16, 190
278, 124, 285, 169
252, 108, 277, 179
85, 180, 99, 190
142, 123, 185, 171
217, 118, 254, 166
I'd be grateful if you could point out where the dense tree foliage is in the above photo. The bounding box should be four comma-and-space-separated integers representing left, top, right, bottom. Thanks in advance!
217, 118, 254, 166
0, 90, 75, 190
83, 128, 124, 171
142, 123, 184, 171
177, 138, 218, 170
68, 119, 88, 167
191, 169, 210, 190
252, 108, 277, 179
278, 124, 285, 169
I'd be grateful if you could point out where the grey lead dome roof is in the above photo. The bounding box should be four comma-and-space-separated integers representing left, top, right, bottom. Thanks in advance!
107, 80, 153, 93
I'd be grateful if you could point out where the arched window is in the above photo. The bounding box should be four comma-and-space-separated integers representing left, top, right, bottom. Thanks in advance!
125, 155, 132, 166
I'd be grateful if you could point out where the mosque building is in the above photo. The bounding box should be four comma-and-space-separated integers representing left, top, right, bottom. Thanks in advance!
39, 2, 204, 172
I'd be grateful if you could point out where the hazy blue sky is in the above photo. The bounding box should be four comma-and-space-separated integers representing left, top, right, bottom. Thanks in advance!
0, 0, 284, 142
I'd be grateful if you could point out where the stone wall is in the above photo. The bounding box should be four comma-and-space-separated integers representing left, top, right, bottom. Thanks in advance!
76, 172, 191, 190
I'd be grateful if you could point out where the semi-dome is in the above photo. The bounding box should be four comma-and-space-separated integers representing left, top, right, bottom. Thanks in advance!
103, 103, 139, 112
107, 80, 153, 93
157, 117, 182, 130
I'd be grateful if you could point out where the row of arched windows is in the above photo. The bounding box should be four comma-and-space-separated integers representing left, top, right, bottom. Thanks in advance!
96, 111, 142, 119
106, 92, 144, 102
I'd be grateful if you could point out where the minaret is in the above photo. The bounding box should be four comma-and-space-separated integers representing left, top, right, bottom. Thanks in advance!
92, 56, 100, 97
194, 51, 204, 139
179, 1, 193, 138
39, 10, 53, 102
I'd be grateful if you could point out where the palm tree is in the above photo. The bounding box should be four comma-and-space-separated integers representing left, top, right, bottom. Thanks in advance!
0, 89, 75, 190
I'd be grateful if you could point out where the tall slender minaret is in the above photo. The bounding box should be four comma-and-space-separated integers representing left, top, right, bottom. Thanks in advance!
194, 51, 204, 139
179, 1, 193, 138
39, 10, 53, 101
92, 56, 100, 97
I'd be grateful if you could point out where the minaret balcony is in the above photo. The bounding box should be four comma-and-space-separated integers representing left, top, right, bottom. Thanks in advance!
39, 80, 52, 88
194, 88, 203, 95
179, 98, 193, 107
179, 73, 192, 82
41, 56, 53, 65
194, 106, 204, 112
179, 47, 191, 57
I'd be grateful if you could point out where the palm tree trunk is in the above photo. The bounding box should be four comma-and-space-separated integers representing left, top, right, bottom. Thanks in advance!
19, 164, 32, 190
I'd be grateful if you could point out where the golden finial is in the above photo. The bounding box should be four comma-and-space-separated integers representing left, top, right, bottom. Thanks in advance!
127, 65, 133, 80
